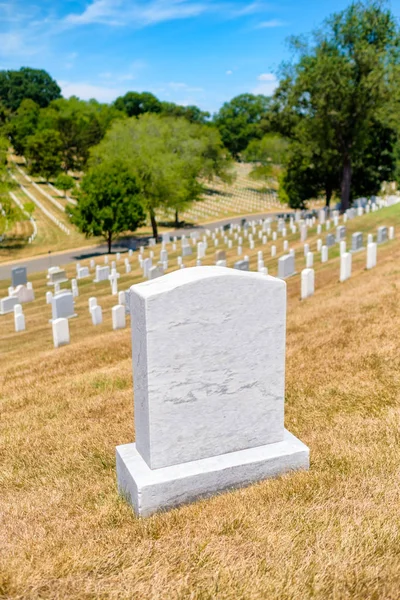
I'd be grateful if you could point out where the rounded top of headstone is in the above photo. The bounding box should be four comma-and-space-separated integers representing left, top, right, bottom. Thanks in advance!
130, 266, 285, 299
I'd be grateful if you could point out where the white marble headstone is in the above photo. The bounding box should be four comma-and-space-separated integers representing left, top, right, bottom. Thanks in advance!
116, 267, 309, 515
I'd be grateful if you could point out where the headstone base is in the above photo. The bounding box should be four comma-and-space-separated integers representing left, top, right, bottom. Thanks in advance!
116, 429, 309, 517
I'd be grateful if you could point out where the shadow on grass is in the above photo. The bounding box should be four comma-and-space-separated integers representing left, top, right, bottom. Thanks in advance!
203, 186, 229, 198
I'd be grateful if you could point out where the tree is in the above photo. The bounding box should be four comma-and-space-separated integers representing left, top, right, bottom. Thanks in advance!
213, 94, 271, 158
160, 102, 210, 124
0, 67, 61, 111
25, 129, 62, 181
37, 97, 125, 172
90, 114, 234, 239
7, 99, 40, 155
70, 161, 146, 252
114, 92, 162, 117
243, 134, 288, 185
273, 1, 400, 211
55, 173, 75, 197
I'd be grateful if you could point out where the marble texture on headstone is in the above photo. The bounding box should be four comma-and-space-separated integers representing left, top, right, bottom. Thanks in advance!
306, 252, 313, 268
321, 246, 328, 263
132, 266, 288, 468
389, 226, 394, 240
51, 291, 76, 321
52, 318, 70, 348
117, 267, 309, 516
46, 291, 53, 304
278, 254, 295, 279
11, 266, 27, 288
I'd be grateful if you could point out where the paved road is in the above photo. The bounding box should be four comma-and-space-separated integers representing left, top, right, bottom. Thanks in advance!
0, 211, 292, 281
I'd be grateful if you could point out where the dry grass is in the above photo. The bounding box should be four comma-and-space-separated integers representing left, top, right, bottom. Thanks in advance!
1, 205, 400, 599
2, 158, 311, 265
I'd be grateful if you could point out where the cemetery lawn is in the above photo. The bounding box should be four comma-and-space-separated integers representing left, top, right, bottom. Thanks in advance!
1, 160, 306, 264
1, 204, 400, 599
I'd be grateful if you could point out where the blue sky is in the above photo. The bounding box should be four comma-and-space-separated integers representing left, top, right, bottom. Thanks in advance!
1, 0, 400, 113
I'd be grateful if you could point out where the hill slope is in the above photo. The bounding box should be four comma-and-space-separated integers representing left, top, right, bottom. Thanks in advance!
1, 205, 400, 599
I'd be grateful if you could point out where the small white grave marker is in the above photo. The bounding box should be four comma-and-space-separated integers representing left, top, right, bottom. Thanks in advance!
52, 318, 70, 348
112, 305, 126, 330
366, 242, 377, 270
301, 268, 315, 300
91, 305, 103, 325
340, 252, 352, 282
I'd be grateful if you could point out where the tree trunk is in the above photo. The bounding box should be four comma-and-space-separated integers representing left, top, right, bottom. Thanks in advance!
107, 231, 112, 254
340, 156, 351, 213
149, 208, 158, 240
325, 184, 332, 208
175, 209, 180, 228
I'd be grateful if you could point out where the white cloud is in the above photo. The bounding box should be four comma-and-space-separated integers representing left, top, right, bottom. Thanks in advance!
256, 19, 286, 28
226, 70, 233, 75
257, 73, 275, 81
59, 81, 123, 103
252, 73, 278, 96
65, 0, 209, 27
63, 0, 268, 28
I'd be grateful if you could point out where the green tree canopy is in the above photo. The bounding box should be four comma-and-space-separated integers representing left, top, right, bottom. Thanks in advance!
272, 1, 400, 210
25, 129, 62, 181
90, 114, 234, 238
160, 102, 210, 124
114, 92, 162, 117
7, 99, 40, 156
243, 134, 288, 184
213, 94, 271, 158
0, 67, 61, 111
37, 97, 125, 171
69, 160, 146, 252
55, 173, 75, 197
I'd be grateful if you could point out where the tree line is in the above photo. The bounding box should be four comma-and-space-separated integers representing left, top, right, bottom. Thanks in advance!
1, 1, 399, 250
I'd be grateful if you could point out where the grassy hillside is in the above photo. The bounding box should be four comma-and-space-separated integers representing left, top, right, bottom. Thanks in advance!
1, 204, 400, 599
1, 160, 305, 264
